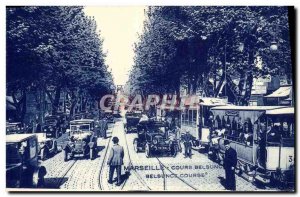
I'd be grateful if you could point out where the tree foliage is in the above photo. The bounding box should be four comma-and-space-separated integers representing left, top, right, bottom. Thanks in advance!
7, 6, 114, 119
127, 6, 292, 104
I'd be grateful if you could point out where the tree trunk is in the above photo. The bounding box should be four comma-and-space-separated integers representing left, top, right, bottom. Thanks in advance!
45, 86, 62, 115
11, 91, 27, 123
70, 90, 78, 117
242, 73, 254, 105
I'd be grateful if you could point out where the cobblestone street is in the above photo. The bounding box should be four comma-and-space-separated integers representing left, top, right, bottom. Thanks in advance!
41, 119, 280, 191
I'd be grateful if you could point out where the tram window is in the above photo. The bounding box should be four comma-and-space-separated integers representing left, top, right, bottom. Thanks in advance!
290, 123, 294, 137
187, 110, 195, 126
243, 121, 253, 146
192, 110, 197, 124
202, 108, 210, 127
282, 121, 294, 138
184, 110, 188, 125
267, 122, 281, 143
207, 112, 214, 128
221, 116, 226, 129
231, 118, 238, 139
267, 118, 273, 127
216, 116, 221, 129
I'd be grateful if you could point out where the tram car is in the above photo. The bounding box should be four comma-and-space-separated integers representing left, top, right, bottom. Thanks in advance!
63, 119, 98, 161
180, 97, 228, 149
208, 105, 294, 188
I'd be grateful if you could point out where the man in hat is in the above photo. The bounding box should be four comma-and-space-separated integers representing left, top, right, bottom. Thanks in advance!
107, 137, 124, 186
182, 131, 194, 158
223, 140, 237, 190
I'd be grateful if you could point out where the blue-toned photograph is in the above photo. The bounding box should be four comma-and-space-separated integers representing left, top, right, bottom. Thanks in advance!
6, 6, 295, 192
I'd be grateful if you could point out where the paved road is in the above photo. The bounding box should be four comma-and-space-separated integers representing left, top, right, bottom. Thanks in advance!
42, 124, 114, 190
41, 119, 279, 191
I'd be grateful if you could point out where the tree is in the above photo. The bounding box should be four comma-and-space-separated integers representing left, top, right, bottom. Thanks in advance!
127, 6, 292, 105
7, 6, 114, 121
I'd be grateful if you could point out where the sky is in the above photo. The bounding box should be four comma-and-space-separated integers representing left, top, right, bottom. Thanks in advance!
84, 6, 147, 86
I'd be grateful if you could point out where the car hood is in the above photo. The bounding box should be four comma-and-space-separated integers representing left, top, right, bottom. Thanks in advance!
71, 132, 91, 140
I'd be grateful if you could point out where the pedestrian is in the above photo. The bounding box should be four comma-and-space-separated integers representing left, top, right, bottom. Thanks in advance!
182, 131, 193, 158
107, 137, 124, 186
174, 126, 182, 152
99, 119, 108, 138
223, 140, 237, 191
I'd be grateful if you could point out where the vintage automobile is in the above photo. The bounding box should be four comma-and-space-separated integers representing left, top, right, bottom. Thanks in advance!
36, 133, 58, 161
208, 105, 294, 188
6, 122, 24, 135
43, 115, 62, 138
63, 119, 98, 161
124, 111, 142, 133
133, 120, 179, 157
6, 134, 47, 188
56, 113, 70, 133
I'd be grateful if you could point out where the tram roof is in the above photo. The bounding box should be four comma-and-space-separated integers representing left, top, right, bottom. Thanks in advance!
210, 105, 285, 111
200, 97, 228, 106
264, 86, 292, 98
265, 107, 294, 115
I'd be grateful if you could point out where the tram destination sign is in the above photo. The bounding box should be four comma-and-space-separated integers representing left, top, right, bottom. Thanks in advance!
225, 110, 240, 117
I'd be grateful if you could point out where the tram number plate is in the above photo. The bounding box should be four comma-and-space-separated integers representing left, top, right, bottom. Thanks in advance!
288, 155, 294, 163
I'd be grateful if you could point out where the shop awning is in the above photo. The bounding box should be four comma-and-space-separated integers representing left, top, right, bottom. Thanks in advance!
7, 102, 16, 110
6, 96, 17, 110
264, 86, 292, 98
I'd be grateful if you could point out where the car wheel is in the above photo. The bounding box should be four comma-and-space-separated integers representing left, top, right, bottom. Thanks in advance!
32, 170, 39, 188
145, 143, 151, 158
171, 145, 177, 157
53, 142, 58, 154
41, 148, 49, 161
133, 139, 139, 153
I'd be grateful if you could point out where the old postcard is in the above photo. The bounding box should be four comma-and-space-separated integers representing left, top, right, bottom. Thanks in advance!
6, 6, 295, 192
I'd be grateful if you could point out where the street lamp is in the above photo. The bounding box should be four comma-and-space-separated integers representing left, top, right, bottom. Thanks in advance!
270, 41, 278, 51
238, 42, 244, 52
